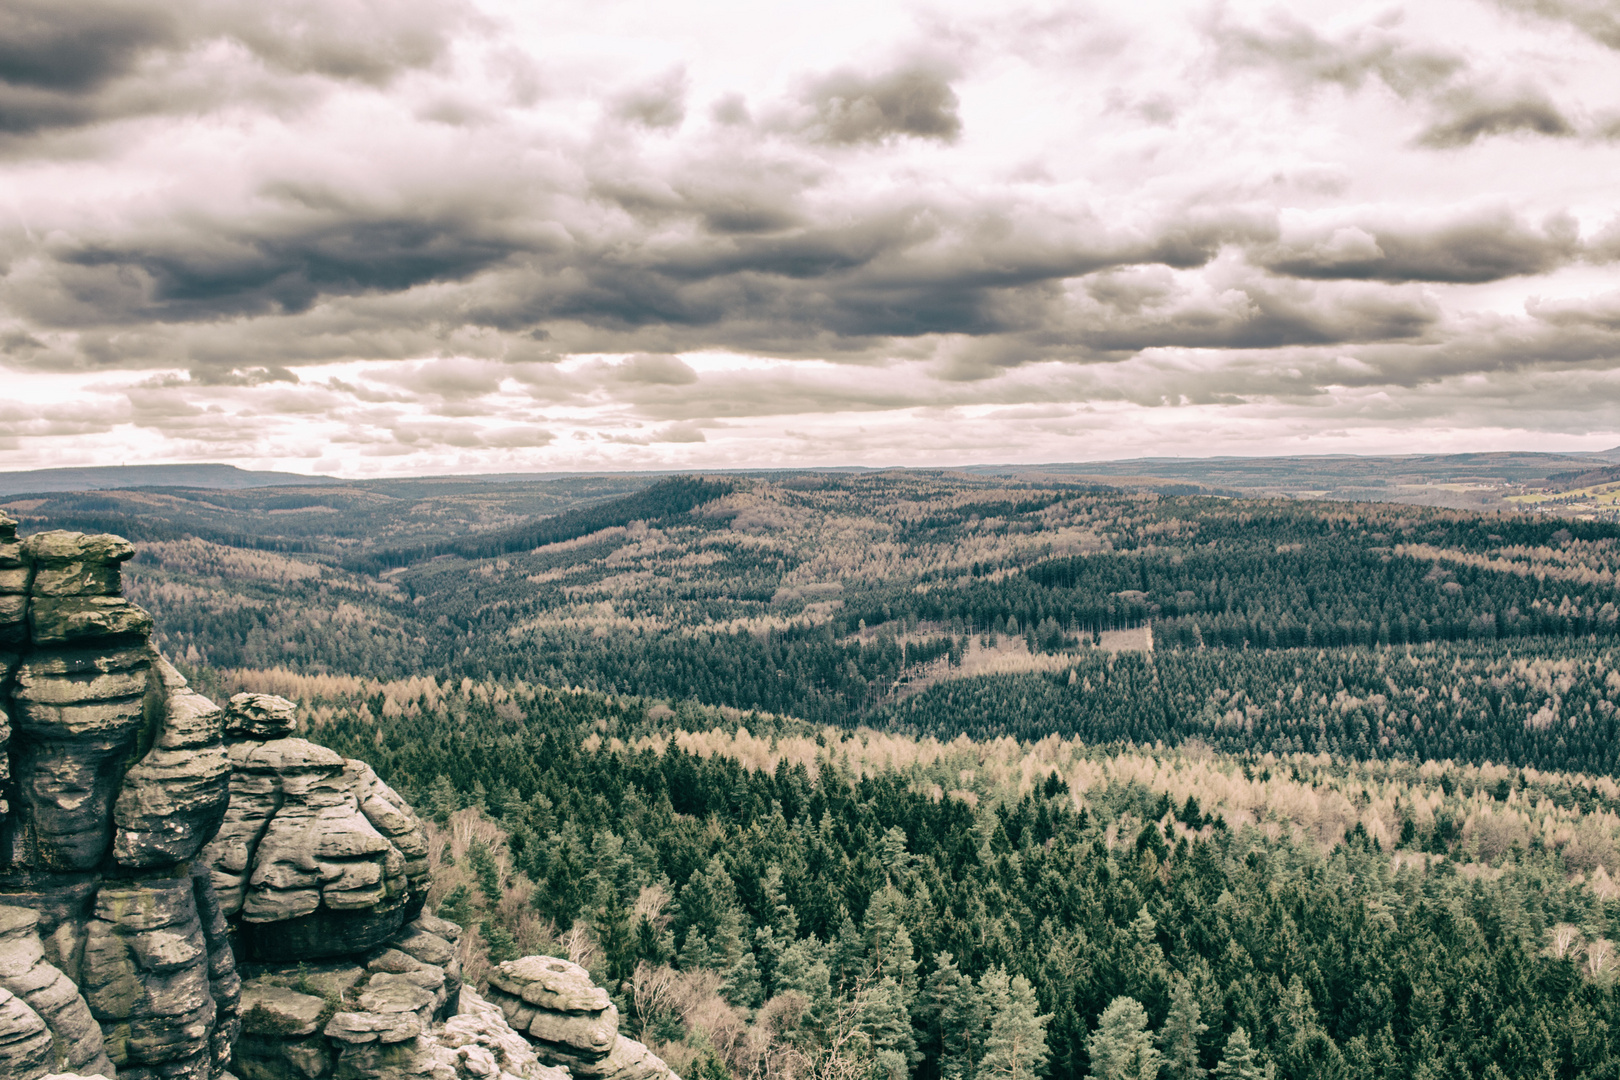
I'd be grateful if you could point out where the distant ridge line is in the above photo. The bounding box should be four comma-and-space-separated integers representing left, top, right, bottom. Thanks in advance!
0, 464, 340, 497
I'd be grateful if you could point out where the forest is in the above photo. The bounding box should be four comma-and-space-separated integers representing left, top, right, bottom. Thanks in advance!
9, 469, 1620, 1079
183, 666, 1620, 1080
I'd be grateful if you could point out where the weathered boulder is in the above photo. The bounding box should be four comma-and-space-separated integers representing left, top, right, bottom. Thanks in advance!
0, 985, 53, 1080
226, 693, 298, 740
485, 956, 678, 1080
204, 718, 432, 963
8, 644, 155, 870
0, 512, 27, 648
319, 986, 568, 1080
22, 532, 134, 598
79, 874, 239, 1080
113, 661, 233, 868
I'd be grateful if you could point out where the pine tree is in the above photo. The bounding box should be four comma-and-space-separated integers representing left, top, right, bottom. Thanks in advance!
866, 886, 920, 1005
857, 975, 921, 1079
1213, 1028, 1265, 1080
925, 952, 984, 1080
880, 826, 912, 881
1086, 996, 1161, 1080
832, 909, 865, 989
1159, 978, 1207, 1080
756, 864, 800, 995
426, 774, 459, 824
980, 967, 1052, 1080
724, 948, 764, 1010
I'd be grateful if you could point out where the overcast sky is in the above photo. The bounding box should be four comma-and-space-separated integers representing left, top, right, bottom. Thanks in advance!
2, 0, 1619, 476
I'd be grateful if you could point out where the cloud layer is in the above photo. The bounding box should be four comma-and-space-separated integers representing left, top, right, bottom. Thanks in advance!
2, 0, 1618, 473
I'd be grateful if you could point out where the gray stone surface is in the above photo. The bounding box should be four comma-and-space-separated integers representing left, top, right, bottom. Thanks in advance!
488, 955, 611, 1013
81, 877, 217, 1078
0, 525, 240, 1080
228, 913, 553, 1080
240, 984, 327, 1038
204, 734, 430, 963
0, 986, 53, 1080
225, 694, 298, 740
486, 955, 680, 1080
0, 905, 117, 1078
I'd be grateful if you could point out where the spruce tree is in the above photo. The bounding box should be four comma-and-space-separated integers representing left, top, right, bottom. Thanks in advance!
1086, 996, 1161, 1080
858, 976, 921, 1079
1213, 1028, 1265, 1080
1159, 978, 1207, 1080
981, 967, 1052, 1080
925, 951, 984, 1080
866, 886, 920, 1005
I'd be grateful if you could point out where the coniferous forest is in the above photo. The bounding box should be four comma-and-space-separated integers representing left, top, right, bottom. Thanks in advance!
10, 470, 1620, 1080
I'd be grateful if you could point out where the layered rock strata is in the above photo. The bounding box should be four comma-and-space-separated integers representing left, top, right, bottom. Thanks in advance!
0, 903, 116, 1079
485, 956, 677, 1080
0, 516, 675, 1080
233, 913, 562, 1080
203, 695, 431, 962
0, 517, 237, 1080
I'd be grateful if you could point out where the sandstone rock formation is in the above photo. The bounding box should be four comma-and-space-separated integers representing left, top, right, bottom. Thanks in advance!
0, 514, 674, 1080
0, 903, 115, 1079
0, 517, 238, 1080
232, 913, 567, 1080
203, 695, 432, 962
484, 956, 677, 1080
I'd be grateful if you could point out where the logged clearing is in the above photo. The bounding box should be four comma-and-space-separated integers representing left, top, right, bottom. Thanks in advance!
888, 623, 1152, 703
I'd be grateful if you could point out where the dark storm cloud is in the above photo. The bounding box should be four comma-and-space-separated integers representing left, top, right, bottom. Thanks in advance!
46, 184, 542, 323
1066, 274, 1439, 354
1259, 209, 1583, 283
0, 0, 182, 133
1418, 91, 1575, 147
801, 63, 962, 144
0, 0, 467, 135
1492, 0, 1620, 50
1212, 13, 1464, 98
0, 1, 180, 95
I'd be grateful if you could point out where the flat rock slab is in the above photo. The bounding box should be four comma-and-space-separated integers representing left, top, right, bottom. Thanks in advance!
490, 956, 610, 1013
356, 973, 435, 1015
324, 1009, 423, 1045
240, 984, 327, 1038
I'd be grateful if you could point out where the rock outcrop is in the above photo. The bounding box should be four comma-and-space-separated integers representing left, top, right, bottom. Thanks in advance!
484, 957, 677, 1080
0, 514, 675, 1080
203, 695, 432, 962
0, 903, 115, 1079
232, 914, 566, 1080
0, 517, 238, 1080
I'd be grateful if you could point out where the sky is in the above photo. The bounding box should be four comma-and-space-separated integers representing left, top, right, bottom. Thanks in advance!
2, 0, 1619, 477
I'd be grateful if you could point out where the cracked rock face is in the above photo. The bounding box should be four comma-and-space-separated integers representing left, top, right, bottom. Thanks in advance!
484, 957, 677, 1080
0, 518, 239, 1080
203, 697, 432, 963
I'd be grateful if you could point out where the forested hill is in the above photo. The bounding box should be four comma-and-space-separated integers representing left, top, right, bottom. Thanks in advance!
9, 471, 1616, 770
19, 468, 1620, 1080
